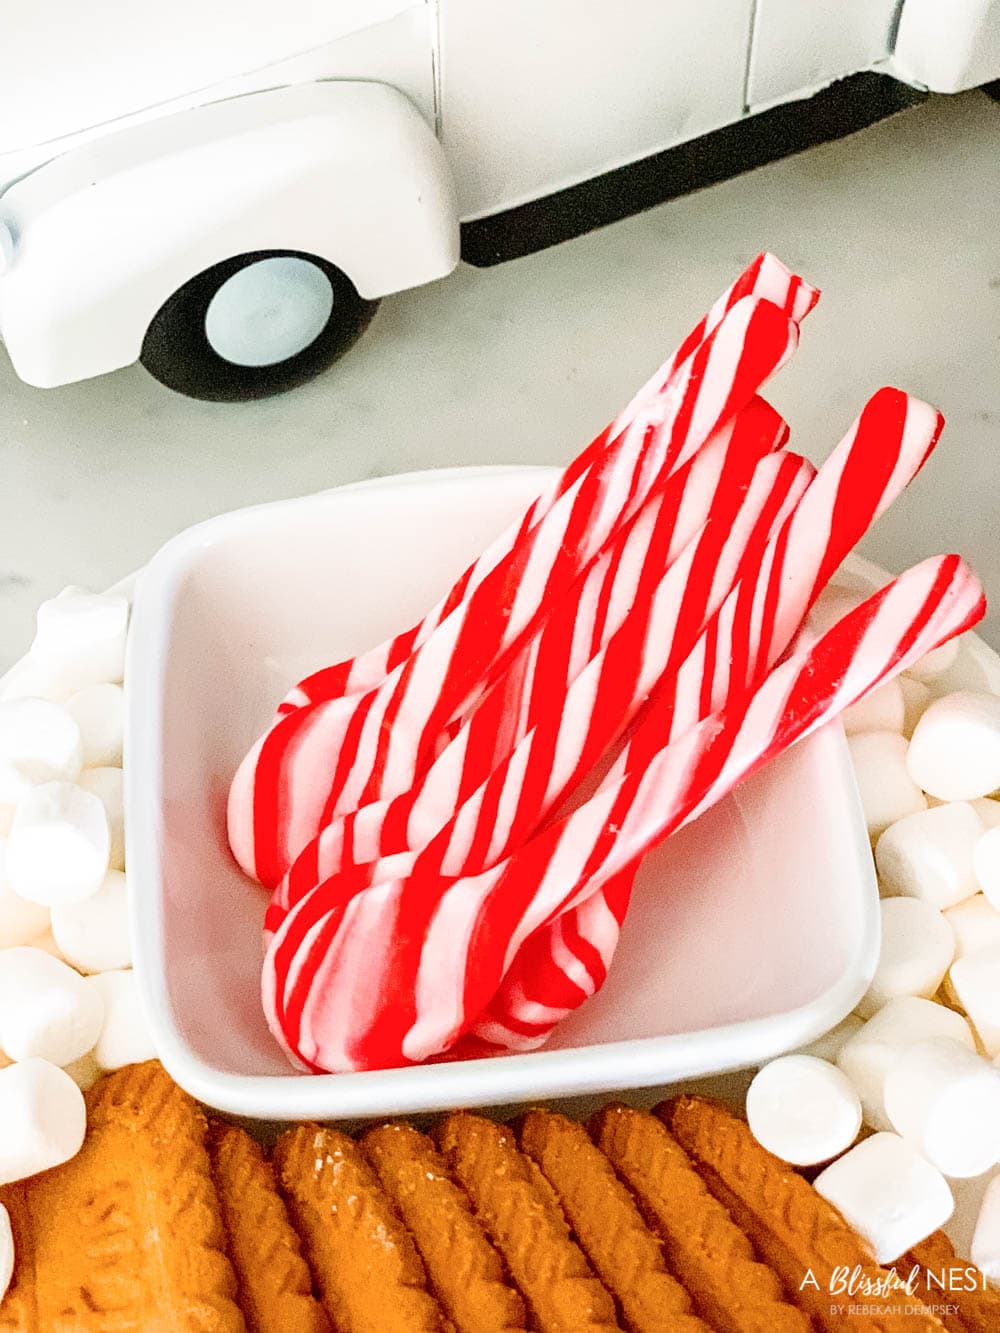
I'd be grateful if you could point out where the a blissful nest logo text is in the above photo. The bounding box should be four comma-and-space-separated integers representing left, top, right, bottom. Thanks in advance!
801, 1263, 989, 1319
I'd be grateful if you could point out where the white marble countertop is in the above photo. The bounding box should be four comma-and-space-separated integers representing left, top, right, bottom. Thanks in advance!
1, 90, 998, 668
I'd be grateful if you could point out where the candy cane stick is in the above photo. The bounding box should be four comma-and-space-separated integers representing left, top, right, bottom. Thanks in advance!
272, 389, 941, 1049
457, 878, 634, 1056
264, 554, 982, 1071
272, 387, 939, 934
232, 297, 800, 887
481, 389, 944, 1044
272, 413, 800, 908
636, 387, 943, 760
278, 255, 818, 714
265, 440, 807, 932
275, 555, 984, 1070
466, 555, 983, 1054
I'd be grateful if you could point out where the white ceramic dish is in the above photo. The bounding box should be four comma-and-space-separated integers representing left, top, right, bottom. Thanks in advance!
126, 465, 881, 1121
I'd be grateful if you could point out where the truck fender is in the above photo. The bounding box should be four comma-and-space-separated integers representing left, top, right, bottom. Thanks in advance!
0, 81, 458, 387
891, 0, 1000, 92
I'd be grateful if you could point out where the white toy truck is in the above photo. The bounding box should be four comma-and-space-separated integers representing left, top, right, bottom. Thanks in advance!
1, 0, 998, 400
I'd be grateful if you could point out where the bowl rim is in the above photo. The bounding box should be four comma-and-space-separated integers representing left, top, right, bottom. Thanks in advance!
125, 465, 882, 1119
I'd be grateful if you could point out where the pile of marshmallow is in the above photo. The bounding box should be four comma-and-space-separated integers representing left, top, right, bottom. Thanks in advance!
745, 635, 1000, 1278
0, 587, 155, 1294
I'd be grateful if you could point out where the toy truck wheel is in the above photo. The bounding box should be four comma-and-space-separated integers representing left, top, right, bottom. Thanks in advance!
139, 250, 378, 400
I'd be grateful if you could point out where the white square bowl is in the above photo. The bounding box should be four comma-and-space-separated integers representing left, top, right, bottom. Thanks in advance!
125, 465, 879, 1120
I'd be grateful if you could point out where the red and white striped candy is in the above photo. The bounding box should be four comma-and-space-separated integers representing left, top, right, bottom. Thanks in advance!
263, 554, 982, 1071
231, 296, 800, 888
271, 387, 940, 994
630, 387, 943, 761
270, 407, 800, 914
480, 387, 944, 1043
467, 550, 981, 1054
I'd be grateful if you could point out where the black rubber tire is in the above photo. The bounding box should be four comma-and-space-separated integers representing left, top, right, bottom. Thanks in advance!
139, 250, 379, 401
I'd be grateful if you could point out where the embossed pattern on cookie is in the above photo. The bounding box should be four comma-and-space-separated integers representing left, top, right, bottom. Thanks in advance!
361, 1121, 529, 1333
272, 1123, 451, 1333
590, 1102, 809, 1333
434, 1111, 623, 1333
518, 1108, 710, 1333
207, 1123, 330, 1333
0, 1061, 245, 1332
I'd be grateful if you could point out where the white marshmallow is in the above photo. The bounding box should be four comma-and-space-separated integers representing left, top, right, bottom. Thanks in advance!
847, 732, 927, 838
0, 947, 104, 1065
900, 676, 933, 739
796, 1013, 865, 1063
64, 683, 123, 769
875, 802, 984, 909
77, 767, 124, 871
973, 797, 1000, 830
29, 589, 128, 695
975, 827, 1000, 912
805, 588, 863, 638
0, 698, 82, 805
908, 691, 1000, 802
746, 1056, 861, 1165
0, 658, 53, 703
922, 636, 1000, 700
971, 1174, 1000, 1287
0, 841, 50, 947
883, 1036, 1000, 1177
0, 654, 54, 703
949, 946, 1000, 1056
949, 1167, 999, 1263
946, 894, 1000, 960
89, 970, 156, 1070
61, 1049, 102, 1092
26, 927, 68, 963
837, 995, 975, 1130
0, 1201, 12, 1303
842, 678, 905, 737
856, 898, 954, 1018
6, 781, 110, 905
0, 1058, 86, 1185
51, 870, 131, 974
814, 1132, 952, 1264
0, 657, 76, 707
0, 589, 81, 704
905, 637, 962, 682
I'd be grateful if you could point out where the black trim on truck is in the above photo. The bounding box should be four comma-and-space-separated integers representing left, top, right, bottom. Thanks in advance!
460, 72, 927, 268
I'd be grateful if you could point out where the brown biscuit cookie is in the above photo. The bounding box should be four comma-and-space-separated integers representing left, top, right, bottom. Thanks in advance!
434, 1110, 623, 1333
0, 1182, 36, 1333
361, 1121, 529, 1333
661, 1095, 945, 1333
206, 1122, 330, 1333
518, 1107, 710, 1333
904, 1229, 1000, 1333
272, 1123, 451, 1333
0, 1061, 245, 1333
590, 1102, 809, 1333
